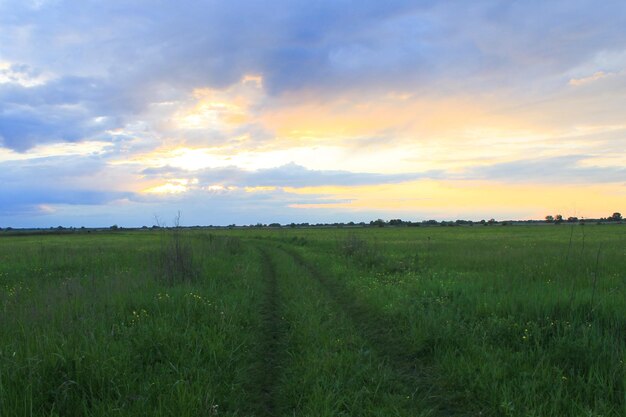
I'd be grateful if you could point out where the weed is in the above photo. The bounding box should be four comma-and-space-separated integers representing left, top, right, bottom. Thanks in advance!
153, 212, 198, 285
338, 233, 384, 269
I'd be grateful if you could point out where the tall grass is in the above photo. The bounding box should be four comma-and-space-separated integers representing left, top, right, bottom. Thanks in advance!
0, 231, 265, 416
281, 225, 626, 417
0, 225, 624, 416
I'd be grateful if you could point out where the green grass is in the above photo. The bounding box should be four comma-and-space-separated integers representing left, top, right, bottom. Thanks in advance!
0, 225, 624, 416
0, 232, 264, 416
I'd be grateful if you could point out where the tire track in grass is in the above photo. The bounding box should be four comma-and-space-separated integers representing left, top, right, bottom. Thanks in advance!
279, 244, 466, 417
251, 247, 284, 417
270, 245, 436, 416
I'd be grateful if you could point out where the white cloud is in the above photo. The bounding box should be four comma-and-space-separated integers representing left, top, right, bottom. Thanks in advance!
569, 71, 613, 86
0, 61, 51, 87
0, 140, 112, 162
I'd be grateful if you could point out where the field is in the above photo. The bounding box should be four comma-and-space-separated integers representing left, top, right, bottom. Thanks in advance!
0, 225, 624, 417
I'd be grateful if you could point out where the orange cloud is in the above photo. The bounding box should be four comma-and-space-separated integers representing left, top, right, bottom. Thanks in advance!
170, 75, 264, 131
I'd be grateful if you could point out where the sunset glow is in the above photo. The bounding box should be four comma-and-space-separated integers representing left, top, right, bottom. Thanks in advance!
1, 1, 624, 226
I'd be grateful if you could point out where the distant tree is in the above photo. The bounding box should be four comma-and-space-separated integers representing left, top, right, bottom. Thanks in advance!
269, 223, 281, 227
545, 215, 554, 223
610, 212, 622, 221
110, 224, 119, 230
389, 219, 404, 226
567, 217, 578, 223
370, 219, 386, 227
488, 218, 496, 225
555, 214, 563, 224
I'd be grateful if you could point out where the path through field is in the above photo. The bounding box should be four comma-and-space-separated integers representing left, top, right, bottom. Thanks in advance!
246, 242, 466, 416
254, 248, 284, 416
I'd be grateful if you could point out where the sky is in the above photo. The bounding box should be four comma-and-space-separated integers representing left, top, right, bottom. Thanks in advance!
1, 0, 625, 227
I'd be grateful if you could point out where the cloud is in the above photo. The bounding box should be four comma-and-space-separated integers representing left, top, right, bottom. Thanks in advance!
0, 1, 624, 152
0, 62, 49, 86
0, 153, 136, 217
467, 155, 626, 184
0, 75, 139, 150
569, 71, 613, 86
141, 162, 440, 188
0, 189, 131, 214
0, 163, 134, 217
1, 0, 625, 225
0, 146, 439, 224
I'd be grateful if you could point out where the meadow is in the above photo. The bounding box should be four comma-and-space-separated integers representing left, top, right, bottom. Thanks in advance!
0, 224, 624, 416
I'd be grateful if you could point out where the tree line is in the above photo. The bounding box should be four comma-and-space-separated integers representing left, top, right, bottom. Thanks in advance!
544, 212, 622, 224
